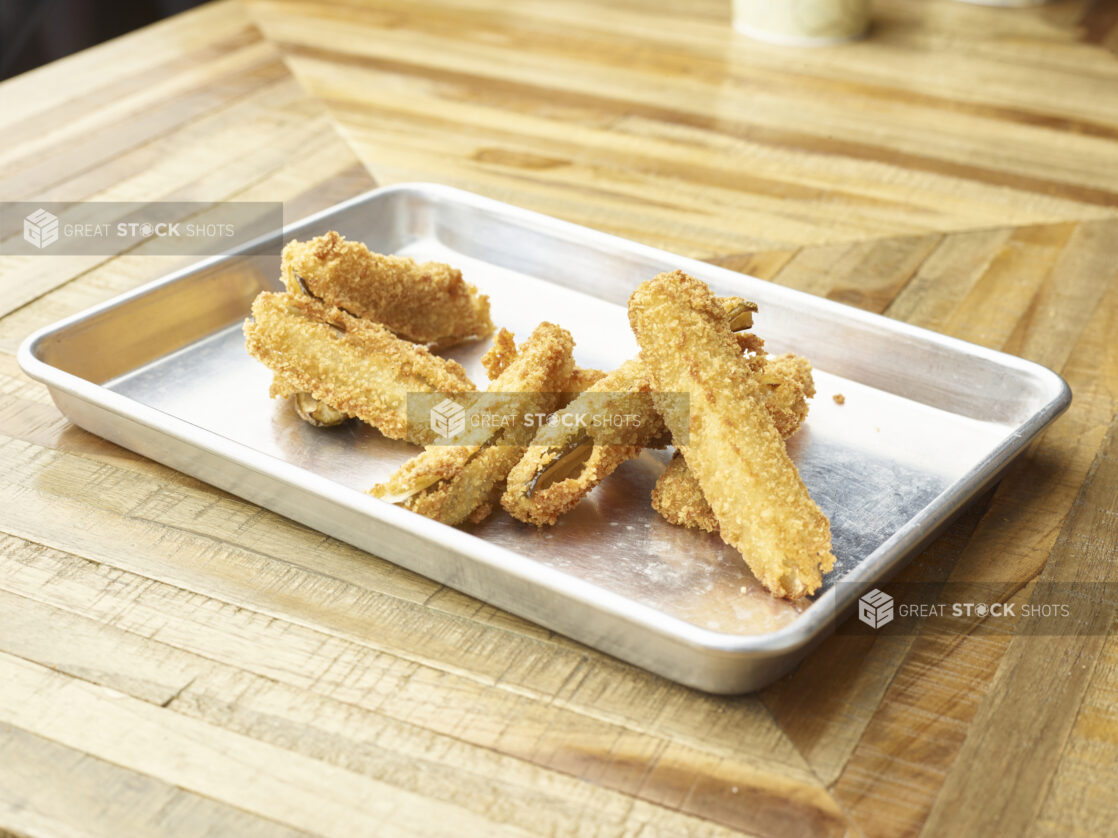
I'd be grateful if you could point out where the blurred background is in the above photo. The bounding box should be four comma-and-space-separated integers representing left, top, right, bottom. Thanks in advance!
0, 0, 206, 79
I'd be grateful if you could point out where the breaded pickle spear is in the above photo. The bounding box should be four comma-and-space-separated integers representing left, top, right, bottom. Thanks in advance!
282, 232, 492, 348
651, 353, 816, 534
369, 323, 575, 526
501, 358, 662, 526
629, 270, 835, 600
244, 292, 474, 442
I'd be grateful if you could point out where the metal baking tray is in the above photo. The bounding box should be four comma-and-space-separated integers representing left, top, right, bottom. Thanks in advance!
19, 184, 1070, 693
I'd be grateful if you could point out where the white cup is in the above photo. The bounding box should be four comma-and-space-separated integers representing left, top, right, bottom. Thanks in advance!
733, 0, 870, 46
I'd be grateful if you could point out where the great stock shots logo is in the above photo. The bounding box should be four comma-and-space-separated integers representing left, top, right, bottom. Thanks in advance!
858, 588, 894, 629
3, 202, 283, 256
429, 398, 466, 439
23, 208, 59, 248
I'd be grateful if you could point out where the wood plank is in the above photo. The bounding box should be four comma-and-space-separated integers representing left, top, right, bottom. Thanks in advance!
0, 725, 312, 838
1029, 632, 1118, 838
766, 233, 941, 310
885, 227, 1017, 331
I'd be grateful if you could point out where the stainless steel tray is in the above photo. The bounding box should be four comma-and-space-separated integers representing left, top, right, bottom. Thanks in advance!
18, 184, 1071, 693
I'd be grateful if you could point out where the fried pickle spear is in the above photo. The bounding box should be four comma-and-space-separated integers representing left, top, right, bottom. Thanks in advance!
629, 270, 835, 600
652, 352, 815, 533
500, 298, 768, 528
502, 358, 661, 526
369, 323, 575, 526
244, 292, 474, 442
282, 231, 493, 348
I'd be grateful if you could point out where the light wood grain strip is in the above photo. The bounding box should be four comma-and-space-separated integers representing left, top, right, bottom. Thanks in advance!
888, 218, 1117, 373
0, 52, 288, 201
0, 724, 312, 838
935, 223, 1078, 351
0, 31, 275, 178
705, 250, 797, 282
1000, 218, 1118, 366
8, 75, 321, 205
0, 792, 89, 838
1029, 632, 1118, 838
884, 227, 1015, 331
767, 233, 941, 310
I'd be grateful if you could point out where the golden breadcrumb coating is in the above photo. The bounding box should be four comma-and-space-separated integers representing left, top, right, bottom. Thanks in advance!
501, 358, 664, 526
756, 353, 814, 438
651, 452, 720, 534
481, 328, 519, 379
562, 366, 608, 394
480, 331, 601, 390
282, 231, 493, 348
652, 353, 816, 534
629, 270, 835, 600
369, 323, 575, 526
244, 292, 474, 442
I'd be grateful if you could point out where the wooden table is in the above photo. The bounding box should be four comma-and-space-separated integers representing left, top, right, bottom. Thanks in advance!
1, 2, 1115, 835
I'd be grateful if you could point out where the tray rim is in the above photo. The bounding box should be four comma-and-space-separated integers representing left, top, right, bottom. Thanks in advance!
16, 182, 1073, 663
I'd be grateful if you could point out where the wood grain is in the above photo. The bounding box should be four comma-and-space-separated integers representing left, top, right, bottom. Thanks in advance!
0, 0, 375, 324
1, 0, 1116, 836
246, 0, 1118, 253
922, 415, 1118, 837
